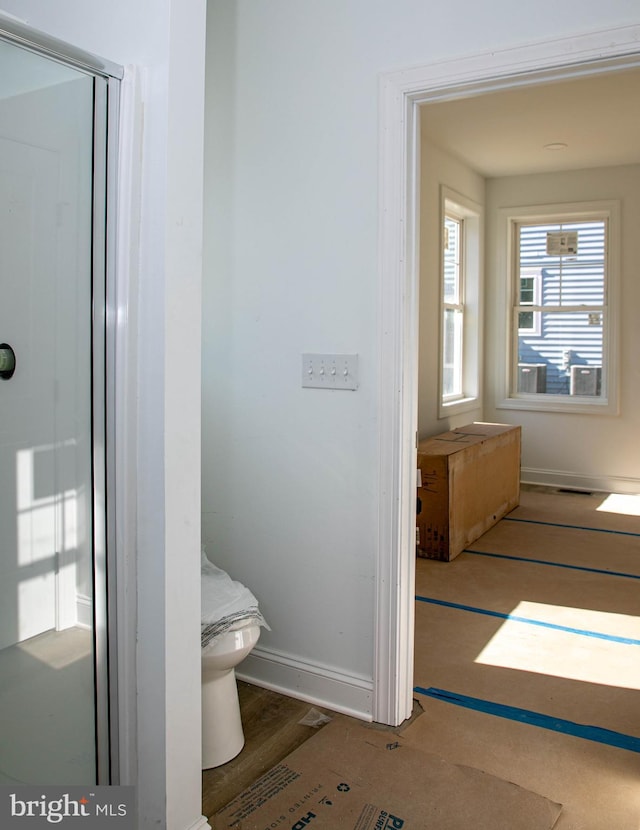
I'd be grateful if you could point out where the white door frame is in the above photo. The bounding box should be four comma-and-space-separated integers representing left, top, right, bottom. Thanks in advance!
374, 23, 640, 726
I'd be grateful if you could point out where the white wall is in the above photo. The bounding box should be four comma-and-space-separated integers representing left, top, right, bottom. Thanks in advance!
203, 0, 640, 719
418, 137, 485, 438
0, 3, 206, 829
484, 164, 640, 493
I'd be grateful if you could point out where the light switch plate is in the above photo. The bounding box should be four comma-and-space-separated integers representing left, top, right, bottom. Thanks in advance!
302, 353, 359, 390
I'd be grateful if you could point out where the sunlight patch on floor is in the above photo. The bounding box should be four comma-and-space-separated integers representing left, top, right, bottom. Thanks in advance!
14, 627, 92, 670
474, 601, 640, 690
596, 493, 640, 517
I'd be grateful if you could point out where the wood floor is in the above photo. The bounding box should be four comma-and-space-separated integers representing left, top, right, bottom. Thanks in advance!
202, 683, 333, 818
203, 487, 640, 828
202, 682, 422, 820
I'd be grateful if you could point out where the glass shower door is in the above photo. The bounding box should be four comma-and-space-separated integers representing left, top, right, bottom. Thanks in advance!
0, 37, 106, 785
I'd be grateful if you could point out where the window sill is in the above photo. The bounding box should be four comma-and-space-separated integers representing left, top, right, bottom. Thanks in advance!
439, 396, 481, 419
497, 394, 618, 416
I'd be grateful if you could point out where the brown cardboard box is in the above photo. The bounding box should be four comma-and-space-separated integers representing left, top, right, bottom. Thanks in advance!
416, 422, 521, 561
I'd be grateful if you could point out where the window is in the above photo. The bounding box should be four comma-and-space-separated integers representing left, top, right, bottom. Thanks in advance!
442, 214, 463, 398
497, 201, 619, 414
439, 188, 483, 416
517, 268, 541, 335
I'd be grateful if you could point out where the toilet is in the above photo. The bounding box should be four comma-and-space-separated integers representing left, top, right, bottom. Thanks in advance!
202, 619, 261, 768
201, 552, 267, 769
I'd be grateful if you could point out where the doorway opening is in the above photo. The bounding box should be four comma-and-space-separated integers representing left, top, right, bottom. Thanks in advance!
375, 25, 640, 726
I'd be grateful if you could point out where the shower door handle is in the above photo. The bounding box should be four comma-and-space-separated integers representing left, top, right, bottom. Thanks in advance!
0, 343, 16, 379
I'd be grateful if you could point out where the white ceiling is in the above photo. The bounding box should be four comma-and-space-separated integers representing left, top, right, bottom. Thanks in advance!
420, 66, 640, 178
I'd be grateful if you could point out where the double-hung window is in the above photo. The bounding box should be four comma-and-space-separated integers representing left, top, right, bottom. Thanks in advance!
439, 188, 482, 416
498, 201, 619, 414
442, 213, 463, 399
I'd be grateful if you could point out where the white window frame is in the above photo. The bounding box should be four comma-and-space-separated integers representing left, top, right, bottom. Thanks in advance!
439, 187, 483, 418
442, 212, 464, 400
496, 200, 620, 415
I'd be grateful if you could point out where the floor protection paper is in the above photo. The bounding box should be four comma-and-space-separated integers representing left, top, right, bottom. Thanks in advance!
214, 717, 562, 830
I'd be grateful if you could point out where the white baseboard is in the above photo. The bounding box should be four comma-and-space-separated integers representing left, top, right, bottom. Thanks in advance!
76, 594, 93, 629
521, 467, 640, 495
184, 818, 211, 830
237, 645, 373, 722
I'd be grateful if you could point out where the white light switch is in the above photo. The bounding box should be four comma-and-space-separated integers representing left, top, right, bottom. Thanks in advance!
302, 353, 359, 390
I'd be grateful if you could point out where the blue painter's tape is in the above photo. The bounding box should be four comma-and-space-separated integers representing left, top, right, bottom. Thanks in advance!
413, 686, 640, 754
464, 548, 640, 581
415, 595, 640, 646
505, 516, 640, 538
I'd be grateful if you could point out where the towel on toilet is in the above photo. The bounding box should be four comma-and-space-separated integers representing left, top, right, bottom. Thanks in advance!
201, 551, 269, 650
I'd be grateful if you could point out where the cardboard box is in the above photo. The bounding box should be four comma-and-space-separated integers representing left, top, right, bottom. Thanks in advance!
416, 422, 521, 561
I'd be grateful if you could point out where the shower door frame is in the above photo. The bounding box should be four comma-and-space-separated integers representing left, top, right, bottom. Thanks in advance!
0, 15, 124, 784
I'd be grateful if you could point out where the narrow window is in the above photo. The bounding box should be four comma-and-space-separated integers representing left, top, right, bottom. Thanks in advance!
439, 189, 483, 417
442, 213, 463, 399
517, 269, 541, 335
